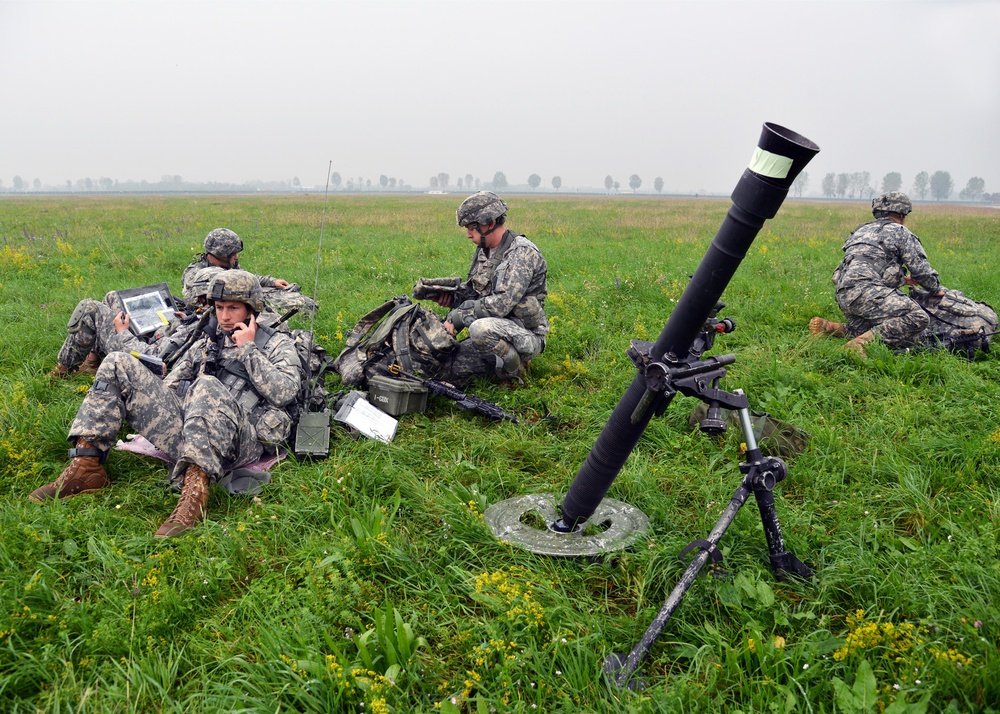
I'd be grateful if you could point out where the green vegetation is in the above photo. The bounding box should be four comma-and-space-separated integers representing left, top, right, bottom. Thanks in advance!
1, 195, 999, 712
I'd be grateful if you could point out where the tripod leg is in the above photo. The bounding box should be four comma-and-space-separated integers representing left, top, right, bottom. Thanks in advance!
752, 488, 812, 580
604, 481, 752, 689
733, 402, 813, 581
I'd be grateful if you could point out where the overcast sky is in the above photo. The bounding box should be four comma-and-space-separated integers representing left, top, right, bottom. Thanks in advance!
2, 0, 998, 195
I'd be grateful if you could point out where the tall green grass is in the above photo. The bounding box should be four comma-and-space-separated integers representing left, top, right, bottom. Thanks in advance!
1, 195, 998, 712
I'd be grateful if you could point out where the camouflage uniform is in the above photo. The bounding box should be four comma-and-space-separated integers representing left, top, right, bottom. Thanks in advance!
67, 318, 302, 484
181, 254, 285, 295
55, 270, 223, 373
181, 231, 315, 315
444, 229, 549, 383
833, 218, 940, 348
57, 297, 181, 371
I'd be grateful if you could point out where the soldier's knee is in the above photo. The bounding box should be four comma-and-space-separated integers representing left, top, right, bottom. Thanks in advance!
467, 319, 487, 340
95, 351, 132, 380
67, 299, 102, 333
466, 319, 498, 350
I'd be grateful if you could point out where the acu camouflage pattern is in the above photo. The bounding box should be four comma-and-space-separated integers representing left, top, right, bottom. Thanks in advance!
833, 218, 941, 347
209, 270, 265, 313
456, 191, 508, 226
332, 297, 456, 387
204, 228, 244, 257
59, 267, 227, 372
68, 323, 301, 483
260, 283, 319, 317
182, 266, 226, 305
910, 287, 999, 350
438, 229, 548, 384
181, 255, 298, 307
57, 297, 200, 371
872, 191, 912, 216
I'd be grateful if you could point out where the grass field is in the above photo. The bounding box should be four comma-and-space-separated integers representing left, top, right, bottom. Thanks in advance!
1, 194, 999, 712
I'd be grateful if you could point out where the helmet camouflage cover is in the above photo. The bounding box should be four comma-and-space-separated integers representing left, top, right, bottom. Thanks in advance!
208, 269, 264, 313
182, 266, 226, 304
872, 191, 912, 216
456, 191, 508, 226
203, 228, 244, 257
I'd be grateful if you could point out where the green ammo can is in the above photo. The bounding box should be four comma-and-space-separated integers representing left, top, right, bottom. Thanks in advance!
367, 375, 429, 416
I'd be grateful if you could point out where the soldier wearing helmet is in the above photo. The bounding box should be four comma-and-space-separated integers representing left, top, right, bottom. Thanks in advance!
808, 192, 944, 356
415, 191, 548, 384
31, 269, 302, 540
181, 228, 291, 298
182, 228, 319, 317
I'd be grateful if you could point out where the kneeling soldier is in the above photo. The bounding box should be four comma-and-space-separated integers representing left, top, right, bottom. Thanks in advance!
30, 270, 302, 538
422, 191, 549, 385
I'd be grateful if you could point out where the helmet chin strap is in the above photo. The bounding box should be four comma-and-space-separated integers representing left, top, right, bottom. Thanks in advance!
478, 221, 499, 250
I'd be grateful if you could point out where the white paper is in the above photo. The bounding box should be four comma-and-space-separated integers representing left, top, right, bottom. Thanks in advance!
334, 393, 398, 444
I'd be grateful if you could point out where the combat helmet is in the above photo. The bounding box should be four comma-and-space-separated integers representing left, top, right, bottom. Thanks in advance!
208, 270, 264, 313
182, 266, 226, 305
203, 228, 244, 257
457, 191, 508, 227
872, 191, 912, 217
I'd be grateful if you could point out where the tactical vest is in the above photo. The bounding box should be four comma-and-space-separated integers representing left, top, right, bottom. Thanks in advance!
215, 323, 281, 418
835, 220, 902, 286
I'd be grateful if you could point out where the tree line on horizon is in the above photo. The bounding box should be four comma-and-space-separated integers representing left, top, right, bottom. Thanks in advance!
809, 170, 995, 203
3, 169, 995, 202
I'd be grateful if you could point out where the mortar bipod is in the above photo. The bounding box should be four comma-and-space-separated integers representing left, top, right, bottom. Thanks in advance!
604, 387, 813, 691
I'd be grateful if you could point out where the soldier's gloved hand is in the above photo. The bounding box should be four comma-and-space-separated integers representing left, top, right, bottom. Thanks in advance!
232, 313, 258, 347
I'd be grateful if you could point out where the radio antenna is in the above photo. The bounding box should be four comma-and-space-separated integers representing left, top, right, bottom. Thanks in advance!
293, 161, 335, 459
309, 160, 333, 338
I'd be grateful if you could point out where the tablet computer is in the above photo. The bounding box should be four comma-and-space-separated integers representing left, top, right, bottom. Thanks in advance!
115, 283, 176, 337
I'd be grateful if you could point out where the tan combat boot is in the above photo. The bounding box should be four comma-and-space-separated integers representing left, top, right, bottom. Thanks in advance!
845, 330, 877, 357
155, 464, 210, 538
29, 439, 110, 502
77, 352, 101, 376
49, 363, 72, 379
808, 316, 846, 338
49, 352, 100, 379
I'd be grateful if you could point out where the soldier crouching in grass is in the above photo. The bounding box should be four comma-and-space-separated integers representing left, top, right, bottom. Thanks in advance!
30, 271, 302, 538
415, 191, 549, 386
809, 191, 945, 357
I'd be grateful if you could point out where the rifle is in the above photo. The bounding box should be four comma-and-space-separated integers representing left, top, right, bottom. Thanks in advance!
161, 308, 215, 369
386, 364, 517, 423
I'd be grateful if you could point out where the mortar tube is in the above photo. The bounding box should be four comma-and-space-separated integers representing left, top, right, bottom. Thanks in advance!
557, 123, 819, 529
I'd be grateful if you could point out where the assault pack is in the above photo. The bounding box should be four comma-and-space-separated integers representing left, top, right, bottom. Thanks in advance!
911, 287, 999, 358
332, 296, 457, 388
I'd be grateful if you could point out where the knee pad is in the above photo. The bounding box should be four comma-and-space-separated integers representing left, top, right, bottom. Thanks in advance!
67, 299, 100, 334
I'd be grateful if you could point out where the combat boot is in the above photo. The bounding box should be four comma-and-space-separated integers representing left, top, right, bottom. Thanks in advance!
845, 330, 877, 357
808, 317, 846, 338
29, 439, 110, 502
492, 340, 522, 380
155, 464, 210, 538
77, 352, 101, 376
49, 363, 72, 379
